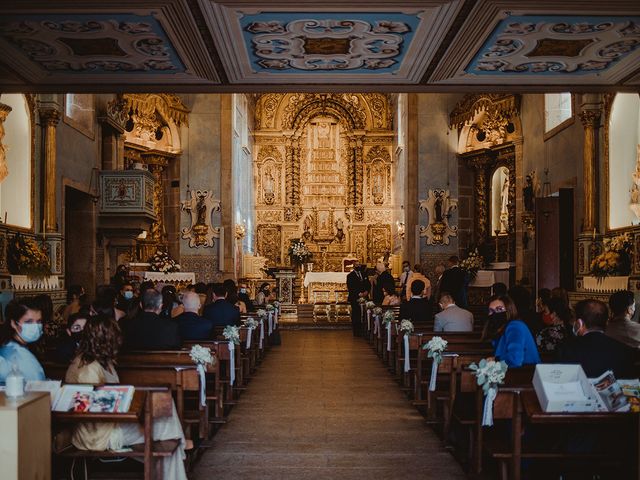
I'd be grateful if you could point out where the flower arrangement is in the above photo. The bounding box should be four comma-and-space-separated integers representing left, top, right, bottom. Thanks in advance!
365, 301, 376, 310
460, 248, 484, 279
7, 233, 51, 278
148, 250, 181, 273
288, 239, 312, 266
373, 306, 383, 316
265, 304, 275, 312
399, 319, 414, 335
244, 317, 259, 329
590, 233, 633, 278
223, 325, 240, 345
189, 345, 215, 366
273, 300, 280, 310
256, 309, 267, 319
357, 297, 366, 305
423, 336, 448, 363
382, 310, 395, 324
469, 358, 508, 393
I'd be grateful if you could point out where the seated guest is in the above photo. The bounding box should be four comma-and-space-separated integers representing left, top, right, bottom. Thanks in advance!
255, 282, 270, 306
490, 295, 541, 368
238, 282, 255, 312
399, 280, 433, 323
161, 285, 184, 319
125, 289, 180, 350
535, 297, 572, 352
63, 284, 85, 324
406, 265, 431, 302
434, 292, 473, 332
224, 279, 247, 313
194, 282, 209, 314
203, 283, 241, 328
508, 285, 544, 336
382, 285, 402, 306
0, 298, 45, 382
491, 282, 508, 297
92, 286, 126, 322
536, 288, 553, 325
65, 315, 187, 480
176, 292, 214, 340
115, 282, 138, 318
55, 311, 88, 364
557, 299, 635, 378
606, 290, 640, 349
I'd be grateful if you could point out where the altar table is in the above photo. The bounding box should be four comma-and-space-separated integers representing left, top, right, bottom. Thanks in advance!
303, 272, 349, 303
303, 272, 348, 287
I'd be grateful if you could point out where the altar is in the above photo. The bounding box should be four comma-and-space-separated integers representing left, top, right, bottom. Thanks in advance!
303, 272, 349, 303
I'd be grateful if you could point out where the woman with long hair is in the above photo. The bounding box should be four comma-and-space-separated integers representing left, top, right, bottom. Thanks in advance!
65, 314, 188, 480
487, 295, 541, 368
0, 297, 45, 382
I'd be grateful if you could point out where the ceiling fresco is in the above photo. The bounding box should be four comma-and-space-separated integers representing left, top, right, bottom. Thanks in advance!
0, 1, 638, 92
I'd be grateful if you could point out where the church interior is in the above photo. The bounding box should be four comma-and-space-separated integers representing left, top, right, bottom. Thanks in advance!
0, 1, 639, 479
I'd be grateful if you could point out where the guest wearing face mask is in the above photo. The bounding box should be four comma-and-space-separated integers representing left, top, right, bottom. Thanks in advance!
255, 282, 271, 307
0, 298, 45, 382
238, 282, 255, 312
606, 290, 640, 349
399, 261, 412, 301
487, 295, 540, 368
55, 311, 88, 364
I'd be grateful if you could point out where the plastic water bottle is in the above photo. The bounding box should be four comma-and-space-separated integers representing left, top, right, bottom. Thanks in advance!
5, 362, 24, 398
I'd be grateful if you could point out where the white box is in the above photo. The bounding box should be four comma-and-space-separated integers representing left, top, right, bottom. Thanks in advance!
533, 364, 601, 412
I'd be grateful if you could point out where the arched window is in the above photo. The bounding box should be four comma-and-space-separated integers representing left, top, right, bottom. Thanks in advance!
544, 93, 572, 135
0, 94, 32, 229
609, 93, 640, 229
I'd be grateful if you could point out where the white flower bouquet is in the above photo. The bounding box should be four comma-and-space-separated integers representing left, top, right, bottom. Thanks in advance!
223, 325, 240, 345
244, 317, 259, 329
189, 345, 215, 366
357, 297, 366, 304
148, 250, 181, 273
382, 310, 395, 324
373, 306, 383, 316
365, 301, 376, 310
266, 304, 275, 312
460, 248, 483, 278
423, 336, 448, 363
469, 358, 509, 426
273, 300, 280, 310
399, 319, 414, 335
256, 309, 267, 319
289, 239, 312, 265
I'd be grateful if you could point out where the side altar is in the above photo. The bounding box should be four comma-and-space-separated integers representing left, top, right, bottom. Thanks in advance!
303, 271, 349, 304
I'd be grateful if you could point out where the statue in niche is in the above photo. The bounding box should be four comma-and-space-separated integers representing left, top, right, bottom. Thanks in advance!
499, 172, 510, 233
523, 174, 535, 212
181, 190, 221, 248
371, 162, 385, 205
419, 189, 458, 245
263, 165, 275, 205
335, 217, 345, 242
630, 145, 640, 222
302, 214, 313, 241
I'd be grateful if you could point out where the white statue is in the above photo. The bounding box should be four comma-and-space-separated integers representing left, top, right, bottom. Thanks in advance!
500, 172, 510, 215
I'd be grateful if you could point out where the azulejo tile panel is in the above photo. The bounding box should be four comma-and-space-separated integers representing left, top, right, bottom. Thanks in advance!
239, 12, 420, 74
467, 15, 640, 76
0, 14, 185, 74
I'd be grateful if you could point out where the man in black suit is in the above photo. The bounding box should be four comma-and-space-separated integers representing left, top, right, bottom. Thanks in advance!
439, 256, 467, 308
399, 280, 433, 323
203, 283, 241, 329
175, 291, 214, 340
556, 299, 635, 378
347, 261, 371, 337
372, 262, 395, 305
125, 289, 181, 350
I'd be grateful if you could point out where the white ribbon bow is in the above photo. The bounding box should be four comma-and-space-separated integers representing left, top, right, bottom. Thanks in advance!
367, 310, 372, 331
246, 327, 253, 349
482, 386, 498, 426
386, 322, 392, 352
429, 357, 440, 392
196, 364, 207, 407
259, 319, 265, 349
268, 312, 273, 335
228, 342, 235, 387
373, 316, 380, 336
403, 334, 411, 373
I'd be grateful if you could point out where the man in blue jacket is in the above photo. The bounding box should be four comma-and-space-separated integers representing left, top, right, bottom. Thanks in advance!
203, 283, 241, 328
175, 291, 214, 340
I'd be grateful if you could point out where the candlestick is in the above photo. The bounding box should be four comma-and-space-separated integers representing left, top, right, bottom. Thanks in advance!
592, 227, 595, 240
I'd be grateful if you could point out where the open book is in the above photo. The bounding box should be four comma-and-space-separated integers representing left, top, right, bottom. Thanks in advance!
50, 384, 135, 413
590, 371, 635, 413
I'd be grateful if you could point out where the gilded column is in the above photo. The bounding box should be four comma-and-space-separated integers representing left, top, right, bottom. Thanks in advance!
40, 109, 61, 232
579, 109, 601, 233
0, 102, 13, 182
285, 140, 294, 206
472, 162, 488, 243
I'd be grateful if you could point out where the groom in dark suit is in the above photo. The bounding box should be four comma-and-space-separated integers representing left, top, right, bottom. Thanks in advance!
347, 261, 371, 337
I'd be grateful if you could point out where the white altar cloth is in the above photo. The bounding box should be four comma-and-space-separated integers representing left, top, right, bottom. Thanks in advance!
142, 272, 196, 284
303, 272, 348, 287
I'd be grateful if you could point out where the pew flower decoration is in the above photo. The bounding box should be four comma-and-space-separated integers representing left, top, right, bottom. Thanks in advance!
365, 301, 376, 310
399, 319, 414, 335
148, 250, 180, 273
423, 336, 448, 391
357, 297, 366, 305
469, 358, 508, 426
189, 345, 215, 366
373, 307, 383, 316
273, 300, 280, 311
382, 310, 395, 324
265, 304, 275, 312
256, 309, 267, 319
244, 317, 259, 329
223, 325, 241, 345
590, 232, 632, 278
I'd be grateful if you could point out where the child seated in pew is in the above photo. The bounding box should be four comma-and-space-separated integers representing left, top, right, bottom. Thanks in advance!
65, 314, 188, 480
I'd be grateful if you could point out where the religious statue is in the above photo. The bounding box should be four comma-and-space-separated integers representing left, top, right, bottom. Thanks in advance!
263, 165, 275, 205
419, 189, 458, 245
630, 145, 640, 222
523, 174, 535, 212
0, 103, 11, 183
335, 217, 345, 242
302, 214, 313, 241
181, 190, 221, 248
500, 173, 510, 215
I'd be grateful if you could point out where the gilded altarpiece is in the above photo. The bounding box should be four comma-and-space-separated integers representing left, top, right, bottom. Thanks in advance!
254, 93, 398, 271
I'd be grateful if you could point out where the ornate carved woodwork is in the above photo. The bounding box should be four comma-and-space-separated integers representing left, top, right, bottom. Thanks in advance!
0, 102, 12, 183
181, 190, 221, 248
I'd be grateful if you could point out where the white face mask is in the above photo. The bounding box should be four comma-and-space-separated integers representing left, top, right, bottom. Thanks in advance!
403, 266, 410, 272
19, 323, 43, 343
123, 291, 134, 300
628, 303, 636, 318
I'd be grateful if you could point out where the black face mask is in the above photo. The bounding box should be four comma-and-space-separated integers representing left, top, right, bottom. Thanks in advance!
71, 332, 84, 343
489, 312, 508, 326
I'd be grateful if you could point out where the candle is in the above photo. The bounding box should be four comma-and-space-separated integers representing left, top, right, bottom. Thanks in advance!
593, 228, 596, 240
3, 211, 6, 223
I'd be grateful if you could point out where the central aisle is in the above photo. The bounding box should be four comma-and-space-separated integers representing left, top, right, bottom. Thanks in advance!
193, 330, 467, 479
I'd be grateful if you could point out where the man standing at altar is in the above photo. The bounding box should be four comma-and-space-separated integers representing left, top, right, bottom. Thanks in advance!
372, 262, 394, 305
399, 261, 413, 301
347, 262, 371, 337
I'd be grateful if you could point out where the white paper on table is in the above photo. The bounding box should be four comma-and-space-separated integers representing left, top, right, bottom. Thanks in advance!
544, 381, 590, 401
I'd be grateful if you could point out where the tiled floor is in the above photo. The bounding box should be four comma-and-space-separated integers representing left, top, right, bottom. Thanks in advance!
192, 330, 467, 479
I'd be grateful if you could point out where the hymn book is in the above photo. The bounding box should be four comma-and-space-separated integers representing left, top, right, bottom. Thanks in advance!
51, 385, 135, 413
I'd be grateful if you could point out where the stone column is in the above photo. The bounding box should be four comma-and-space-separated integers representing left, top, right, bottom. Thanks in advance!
40, 108, 61, 233
579, 108, 601, 234
0, 102, 13, 182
